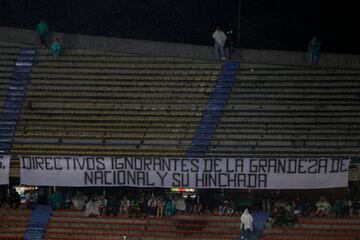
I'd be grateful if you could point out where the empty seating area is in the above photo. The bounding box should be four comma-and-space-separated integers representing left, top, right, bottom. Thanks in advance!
0, 42, 19, 116
0, 208, 31, 239
3, 41, 360, 160
11, 48, 221, 157
207, 64, 360, 158
45, 210, 241, 240
261, 216, 360, 240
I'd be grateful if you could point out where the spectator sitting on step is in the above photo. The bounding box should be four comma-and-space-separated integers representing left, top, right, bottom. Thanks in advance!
49, 38, 63, 58
193, 197, 203, 214
106, 194, 119, 216
147, 193, 158, 217
72, 191, 88, 210
332, 200, 343, 217
185, 195, 193, 213
316, 196, 331, 217
156, 196, 165, 218
283, 207, 298, 227
26, 190, 38, 210
49, 189, 65, 210
64, 190, 73, 209
165, 198, 177, 217
342, 199, 351, 217
219, 200, 234, 215
272, 206, 287, 226
286, 200, 301, 216
98, 195, 107, 216
119, 195, 131, 216
85, 194, 101, 217
138, 195, 148, 218
174, 194, 186, 213
350, 198, 360, 217
299, 197, 312, 216
128, 199, 140, 218
217, 200, 227, 215
9, 189, 21, 209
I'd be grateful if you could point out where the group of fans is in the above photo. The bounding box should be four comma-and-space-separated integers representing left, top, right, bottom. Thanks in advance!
212, 26, 321, 64
46, 189, 200, 218
36, 20, 63, 58
3, 187, 359, 221
266, 195, 360, 228
2, 187, 360, 240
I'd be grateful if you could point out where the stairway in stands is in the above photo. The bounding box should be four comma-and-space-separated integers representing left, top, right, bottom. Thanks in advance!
24, 205, 52, 240
186, 61, 240, 157
0, 48, 35, 153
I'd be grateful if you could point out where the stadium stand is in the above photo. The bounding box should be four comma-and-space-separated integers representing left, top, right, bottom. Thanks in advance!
2, 41, 359, 174
207, 64, 360, 158
1, 36, 360, 240
10, 48, 221, 160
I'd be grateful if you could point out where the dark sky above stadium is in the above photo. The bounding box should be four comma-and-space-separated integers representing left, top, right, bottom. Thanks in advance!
0, 0, 358, 54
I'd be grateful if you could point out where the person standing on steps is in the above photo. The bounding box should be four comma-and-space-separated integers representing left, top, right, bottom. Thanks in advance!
212, 26, 227, 60
308, 35, 321, 65
36, 20, 49, 48
50, 38, 64, 58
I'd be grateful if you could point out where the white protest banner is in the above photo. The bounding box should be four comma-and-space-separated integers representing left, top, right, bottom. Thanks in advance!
20, 156, 350, 189
0, 155, 10, 185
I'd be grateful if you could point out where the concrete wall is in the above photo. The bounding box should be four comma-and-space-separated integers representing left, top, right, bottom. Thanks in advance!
1, 26, 360, 69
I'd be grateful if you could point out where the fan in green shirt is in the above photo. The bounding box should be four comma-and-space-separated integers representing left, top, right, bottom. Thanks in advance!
165, 200, 177, 217
36, 20, 49, 48
50, 38, 64, 58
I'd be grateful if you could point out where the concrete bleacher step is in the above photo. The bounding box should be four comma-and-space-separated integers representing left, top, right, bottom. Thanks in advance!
51, 210, 241, 220
45, 232, 240, 239
266, 227, 360, 234
46, 210, 241, 240
262, 233, 360, 239
0, 208, 32, 239
261, 216, 360, 240
261, 236, 358, 240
